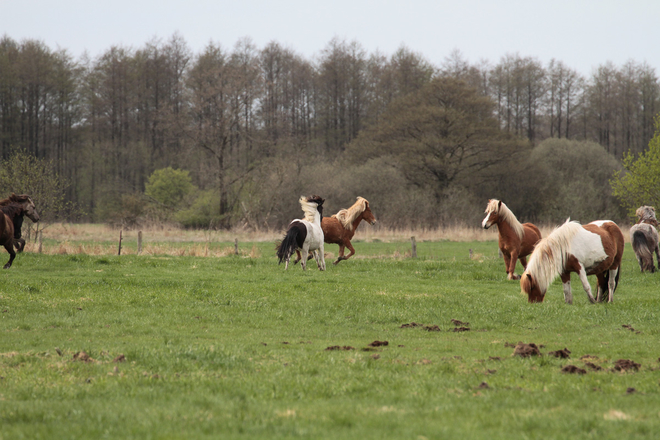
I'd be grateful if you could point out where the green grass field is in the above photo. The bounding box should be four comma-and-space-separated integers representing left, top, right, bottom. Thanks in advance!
1, 239, 659, 439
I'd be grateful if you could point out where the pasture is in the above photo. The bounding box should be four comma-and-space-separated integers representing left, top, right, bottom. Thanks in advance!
1, 228, 659, 439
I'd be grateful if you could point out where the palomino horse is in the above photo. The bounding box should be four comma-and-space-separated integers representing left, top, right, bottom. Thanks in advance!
294, 196, 377, 265
482, 199, 541, 280
0, 194, 40, 268
0, 194, 39, 252
521, 220, 624, 304
276, 195, 326, 271
630, 205, 659, 273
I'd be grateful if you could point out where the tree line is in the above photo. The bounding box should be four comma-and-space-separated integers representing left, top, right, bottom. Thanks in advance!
0, 34, 658, 228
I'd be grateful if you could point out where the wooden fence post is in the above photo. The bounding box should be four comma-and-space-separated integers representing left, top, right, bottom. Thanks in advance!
118, 230, 123, 255
137, 231, 142, 255
234, 238, 239, 255
38, 230, 43, 254
411, 236, 417, 258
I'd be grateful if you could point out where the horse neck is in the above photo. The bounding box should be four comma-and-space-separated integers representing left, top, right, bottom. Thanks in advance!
496, 216, 519, 239
350, 212, 366, 231
0, 204, 21, 220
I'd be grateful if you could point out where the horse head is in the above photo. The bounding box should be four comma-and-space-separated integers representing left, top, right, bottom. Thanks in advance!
360, 198, 377, 226
11, 194, 40, 223
482, 199, 502, 229
521, 273, 546, 303
636, 205, 657, 227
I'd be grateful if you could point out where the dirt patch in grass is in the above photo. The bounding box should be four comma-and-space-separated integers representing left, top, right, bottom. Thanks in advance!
548, 348, 571, 358
73, 351, 93, 363
513, 343, 541, 357
325, 346, 355, 351
452, 327, 470, 332
113, 354, 126, 363
584, 362, 603, 371
562, 365, 587, 374
614, 359, 641, 372
424, 325, 441, 332
451, 319, 469, 326
368, 340, 389, 347
400, 322, 423, 328
622, 324, 641, 334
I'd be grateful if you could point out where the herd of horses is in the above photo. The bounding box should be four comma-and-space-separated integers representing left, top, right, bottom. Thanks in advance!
2, 191, 659, 305
277, 195, 660, 305
483, 199, 658, 304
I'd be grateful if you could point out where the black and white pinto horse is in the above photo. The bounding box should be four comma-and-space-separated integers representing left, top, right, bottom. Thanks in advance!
521, 220, 624, 304
276, 195, 326, 271
630, 205, 659, 273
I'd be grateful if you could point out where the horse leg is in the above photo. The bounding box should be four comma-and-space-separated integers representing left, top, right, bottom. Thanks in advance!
343, 241, 356, 261
317, 244, 326, 271
334, 244, 346, 265
654, 244, 660, 273
507, 250, 520, 280
300, 246, 309, 271
607, 269, 618, 303
14, 238, 25, 253
3, 242, 16, 269
293, 250, 301, 265
560, 273, 573, 304
519, 255, 528, 270
577, 265, 597, 303
502, 251, 513, 279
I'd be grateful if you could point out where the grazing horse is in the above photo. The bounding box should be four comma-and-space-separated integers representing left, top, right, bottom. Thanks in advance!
276, 195, 326, 271
630, 205, 659, 273
521, 220, 624, 304
294, 196, 377, 265
0, 195, 40, 269
482, 199, 542, 280
0, 194, 38, 252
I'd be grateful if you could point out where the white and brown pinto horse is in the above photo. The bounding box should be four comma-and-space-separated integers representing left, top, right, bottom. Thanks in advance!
482, 199, 541, 280
276, 195, 326, 271
630, 205, 659, 273
521, 220, 624, 304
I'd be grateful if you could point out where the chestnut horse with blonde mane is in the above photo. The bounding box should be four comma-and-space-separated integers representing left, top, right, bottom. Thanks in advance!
295, 196, 377, 265
482, 199, 541, 280
521, 220, 624, 304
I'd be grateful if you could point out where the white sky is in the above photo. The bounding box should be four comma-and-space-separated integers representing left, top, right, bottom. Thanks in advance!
1, 0, 658, 76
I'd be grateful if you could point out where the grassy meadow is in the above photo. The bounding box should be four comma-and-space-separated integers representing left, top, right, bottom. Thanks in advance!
1, 225, 660, 439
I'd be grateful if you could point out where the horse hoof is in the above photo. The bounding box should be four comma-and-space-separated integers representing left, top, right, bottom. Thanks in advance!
333, 260, 340, 265
510, 274, 520, 280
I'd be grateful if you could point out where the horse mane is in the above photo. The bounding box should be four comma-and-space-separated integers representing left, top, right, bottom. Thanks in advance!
524, 219, 583, 294
636, 205, 658, 227
0, 194, 30, 206
332, 197, 369, 231
486, 199, 524, 240
0, 204, 23, 219
299, 195, 323, 223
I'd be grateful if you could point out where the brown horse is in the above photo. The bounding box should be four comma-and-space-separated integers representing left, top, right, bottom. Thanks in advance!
630, 205, 659, 273
482, 199, 541, 280
0, 195, 40, 268
295, 196, 377, 265
0, 194, 38, 252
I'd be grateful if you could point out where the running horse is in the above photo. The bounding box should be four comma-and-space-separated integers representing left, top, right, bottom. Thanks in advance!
0, 194, 40, 268
521, 220, 624, 304
482, 199, 541, 280
295, 196, 377, 265
276, 195, 326, 271
629, 205, 659, 273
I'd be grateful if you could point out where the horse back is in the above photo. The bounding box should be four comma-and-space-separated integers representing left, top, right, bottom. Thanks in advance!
519, 223, 542, 256
583, 221, 624, 272
321, 217, 349, 245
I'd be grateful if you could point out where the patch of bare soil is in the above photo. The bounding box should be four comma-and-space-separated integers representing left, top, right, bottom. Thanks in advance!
400, 322, 423, 328
584, 362, 603, 371
504, 342, 517, 348
622, 324, 641, 334
368, 340, 389, 347
614, 359, 641, 372
561, 365, 587, 374
451, 319, 469, 326
325, 346, 355, 351
580, 354, 599, 361
452, 327, 470, 332
424, 325, 441, 332
513, 343, 541, 358
626, 387, 637, 394
477, 382, 490, 389
73, 351, 93, 362
489, 356, 501, 361
548, 348, 571, 358
113, 354, 126, 363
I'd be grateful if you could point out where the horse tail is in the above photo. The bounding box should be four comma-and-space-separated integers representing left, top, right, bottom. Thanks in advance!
276, 227, 300, 264
632, 229, 653, 271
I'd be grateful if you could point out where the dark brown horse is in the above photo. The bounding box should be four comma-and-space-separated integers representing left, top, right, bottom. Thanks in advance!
0, 194, 40, 268
482, 199, 542, 280
295, 196, 377, 265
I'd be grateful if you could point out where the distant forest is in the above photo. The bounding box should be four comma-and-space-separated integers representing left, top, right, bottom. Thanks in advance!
0, 33, 658, 228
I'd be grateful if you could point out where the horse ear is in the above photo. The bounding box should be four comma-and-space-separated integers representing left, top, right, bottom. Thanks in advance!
498, 200, 502, 208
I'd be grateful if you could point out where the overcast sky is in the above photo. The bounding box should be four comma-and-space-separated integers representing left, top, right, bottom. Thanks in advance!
1, 0, 658, 76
